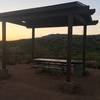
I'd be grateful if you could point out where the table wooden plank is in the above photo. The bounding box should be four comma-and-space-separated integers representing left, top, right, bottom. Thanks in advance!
34, 58, 83, 64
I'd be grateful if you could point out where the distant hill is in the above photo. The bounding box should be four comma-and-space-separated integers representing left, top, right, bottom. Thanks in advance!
0, 34, 100, 67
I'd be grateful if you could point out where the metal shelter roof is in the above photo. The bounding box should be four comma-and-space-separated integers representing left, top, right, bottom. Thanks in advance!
0, 1, 98, 28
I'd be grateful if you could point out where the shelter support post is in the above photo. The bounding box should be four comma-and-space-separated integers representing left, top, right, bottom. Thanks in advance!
82, 25, 87, 75
0, 21, 8, 78
2, 21, 7, 70
66, 16, 73, 82
32, 28, 35, 61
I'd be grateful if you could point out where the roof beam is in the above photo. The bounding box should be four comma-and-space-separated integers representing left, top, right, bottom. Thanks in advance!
8, 21, 26, 26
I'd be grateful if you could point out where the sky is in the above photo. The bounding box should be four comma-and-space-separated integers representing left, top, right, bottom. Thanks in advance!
0, 0, 100, 41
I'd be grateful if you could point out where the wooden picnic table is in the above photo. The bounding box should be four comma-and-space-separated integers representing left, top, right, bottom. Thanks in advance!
33, 58, 83, 71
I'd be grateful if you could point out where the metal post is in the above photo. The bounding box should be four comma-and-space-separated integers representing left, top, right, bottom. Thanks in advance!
2, 21, 7, 70
82, 25, 87, 75
66, 16, 73, 82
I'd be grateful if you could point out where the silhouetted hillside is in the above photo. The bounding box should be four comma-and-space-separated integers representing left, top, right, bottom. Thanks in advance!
0, 34, 100, 67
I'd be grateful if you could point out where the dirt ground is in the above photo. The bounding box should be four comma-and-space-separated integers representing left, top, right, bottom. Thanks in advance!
0, 64, 100, 100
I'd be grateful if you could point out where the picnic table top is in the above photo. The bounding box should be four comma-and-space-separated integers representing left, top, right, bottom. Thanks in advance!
34, 58, 83, 64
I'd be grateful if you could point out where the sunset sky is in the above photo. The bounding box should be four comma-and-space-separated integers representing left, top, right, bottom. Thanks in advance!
0, 0, 99, 41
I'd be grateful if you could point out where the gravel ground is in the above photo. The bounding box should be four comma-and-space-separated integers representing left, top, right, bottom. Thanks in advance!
0, 64, 100, 100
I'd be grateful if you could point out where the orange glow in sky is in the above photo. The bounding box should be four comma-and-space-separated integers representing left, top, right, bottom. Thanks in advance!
0, 22, 99, 41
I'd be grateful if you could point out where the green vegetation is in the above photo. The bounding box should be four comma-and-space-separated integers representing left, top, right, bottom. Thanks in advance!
0, 34, 100, 68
